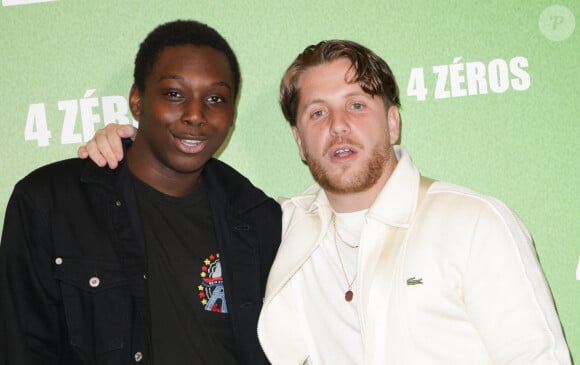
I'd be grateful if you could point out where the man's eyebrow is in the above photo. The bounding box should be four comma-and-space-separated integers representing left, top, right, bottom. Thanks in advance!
158, 74, 184, 82
158, 75, 232, 90
210, 81, 233, 90
344, 91, 373, 99
302, 92, 371, 107
301, 98, 325, 109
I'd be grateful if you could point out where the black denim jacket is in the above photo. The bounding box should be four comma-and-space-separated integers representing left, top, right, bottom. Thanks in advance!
0, 155, 281, 365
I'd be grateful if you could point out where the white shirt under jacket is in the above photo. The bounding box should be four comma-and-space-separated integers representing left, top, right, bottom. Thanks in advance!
257, 146, 571, 365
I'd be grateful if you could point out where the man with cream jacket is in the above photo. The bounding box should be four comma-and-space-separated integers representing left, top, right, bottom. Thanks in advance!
257, 40, 571, 364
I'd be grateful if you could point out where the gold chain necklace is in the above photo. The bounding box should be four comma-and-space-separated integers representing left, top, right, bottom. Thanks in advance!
332, 214, 357, 302
334, 218, 359, 248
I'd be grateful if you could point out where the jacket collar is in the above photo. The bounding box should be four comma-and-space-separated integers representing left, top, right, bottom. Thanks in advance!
79, 158, 123, 189
202, 158, 273, 214
79, 138, 134, 190
367, 146, 421, 228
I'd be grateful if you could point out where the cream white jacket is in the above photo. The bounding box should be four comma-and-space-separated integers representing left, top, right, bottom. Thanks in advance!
258, 147, 571, 365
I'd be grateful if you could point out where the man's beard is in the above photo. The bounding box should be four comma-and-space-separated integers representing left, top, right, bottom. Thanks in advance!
304, 143, 390, 194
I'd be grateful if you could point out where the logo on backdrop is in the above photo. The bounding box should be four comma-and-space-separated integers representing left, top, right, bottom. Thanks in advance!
406, 56, 531, 101
2, 0, 57, 6
539, 5, 576, 42
24, 89, 138, 147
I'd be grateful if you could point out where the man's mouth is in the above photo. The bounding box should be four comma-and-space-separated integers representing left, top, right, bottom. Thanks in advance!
334, 148, 353, 157
181, 139, 203, 147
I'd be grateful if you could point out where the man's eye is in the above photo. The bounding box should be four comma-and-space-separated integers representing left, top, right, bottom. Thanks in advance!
351, 102, 363, 110
207, 95, 225, 103
164, 91, 182, 99
312, 110, 324, 118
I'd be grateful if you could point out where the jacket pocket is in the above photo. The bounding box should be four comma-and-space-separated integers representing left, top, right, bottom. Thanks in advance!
54, 258, 131, 353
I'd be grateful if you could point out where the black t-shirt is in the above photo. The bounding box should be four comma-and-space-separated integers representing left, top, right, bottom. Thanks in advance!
133, 176, 239, 364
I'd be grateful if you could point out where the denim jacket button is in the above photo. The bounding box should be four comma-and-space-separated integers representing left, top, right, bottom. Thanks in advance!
134, 351, 143, 362
89, 276, 100, 288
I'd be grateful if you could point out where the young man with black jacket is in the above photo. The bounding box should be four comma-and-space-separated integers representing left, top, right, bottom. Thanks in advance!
0, 20, 281, 364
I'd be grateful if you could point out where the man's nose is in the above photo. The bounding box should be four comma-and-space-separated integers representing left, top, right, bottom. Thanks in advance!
183, 99, 206, 126
329, 110, 350, 136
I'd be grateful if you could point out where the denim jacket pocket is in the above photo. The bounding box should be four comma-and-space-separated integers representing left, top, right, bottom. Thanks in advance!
54, 258, 131, 353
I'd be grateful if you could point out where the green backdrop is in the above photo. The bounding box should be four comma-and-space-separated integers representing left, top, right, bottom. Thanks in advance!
1, 0, 578, 359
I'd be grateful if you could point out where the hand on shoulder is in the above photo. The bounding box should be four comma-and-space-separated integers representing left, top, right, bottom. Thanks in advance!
77, 124, 138, 169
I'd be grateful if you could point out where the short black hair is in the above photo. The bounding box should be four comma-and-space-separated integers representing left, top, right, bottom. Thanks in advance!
133, 20, 241, 97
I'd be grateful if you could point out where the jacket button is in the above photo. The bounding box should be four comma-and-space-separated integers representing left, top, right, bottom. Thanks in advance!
115, 200, 122, 207
89, 276, 100, 288
134, 351, 143, 362
55, 257, 63, 265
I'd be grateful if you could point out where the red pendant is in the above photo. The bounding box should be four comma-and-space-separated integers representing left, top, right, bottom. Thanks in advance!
345, 290, 354, 302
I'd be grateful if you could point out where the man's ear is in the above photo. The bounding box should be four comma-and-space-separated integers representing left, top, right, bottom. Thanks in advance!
129, 85, 142, 121
292, 126, 306, 162
387, 105, 401, 145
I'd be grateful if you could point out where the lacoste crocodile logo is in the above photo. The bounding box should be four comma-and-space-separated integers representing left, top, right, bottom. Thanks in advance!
406, 277, 423, 285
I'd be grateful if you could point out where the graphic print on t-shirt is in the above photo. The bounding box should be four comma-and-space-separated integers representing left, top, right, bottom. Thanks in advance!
198, 252, 228, 313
